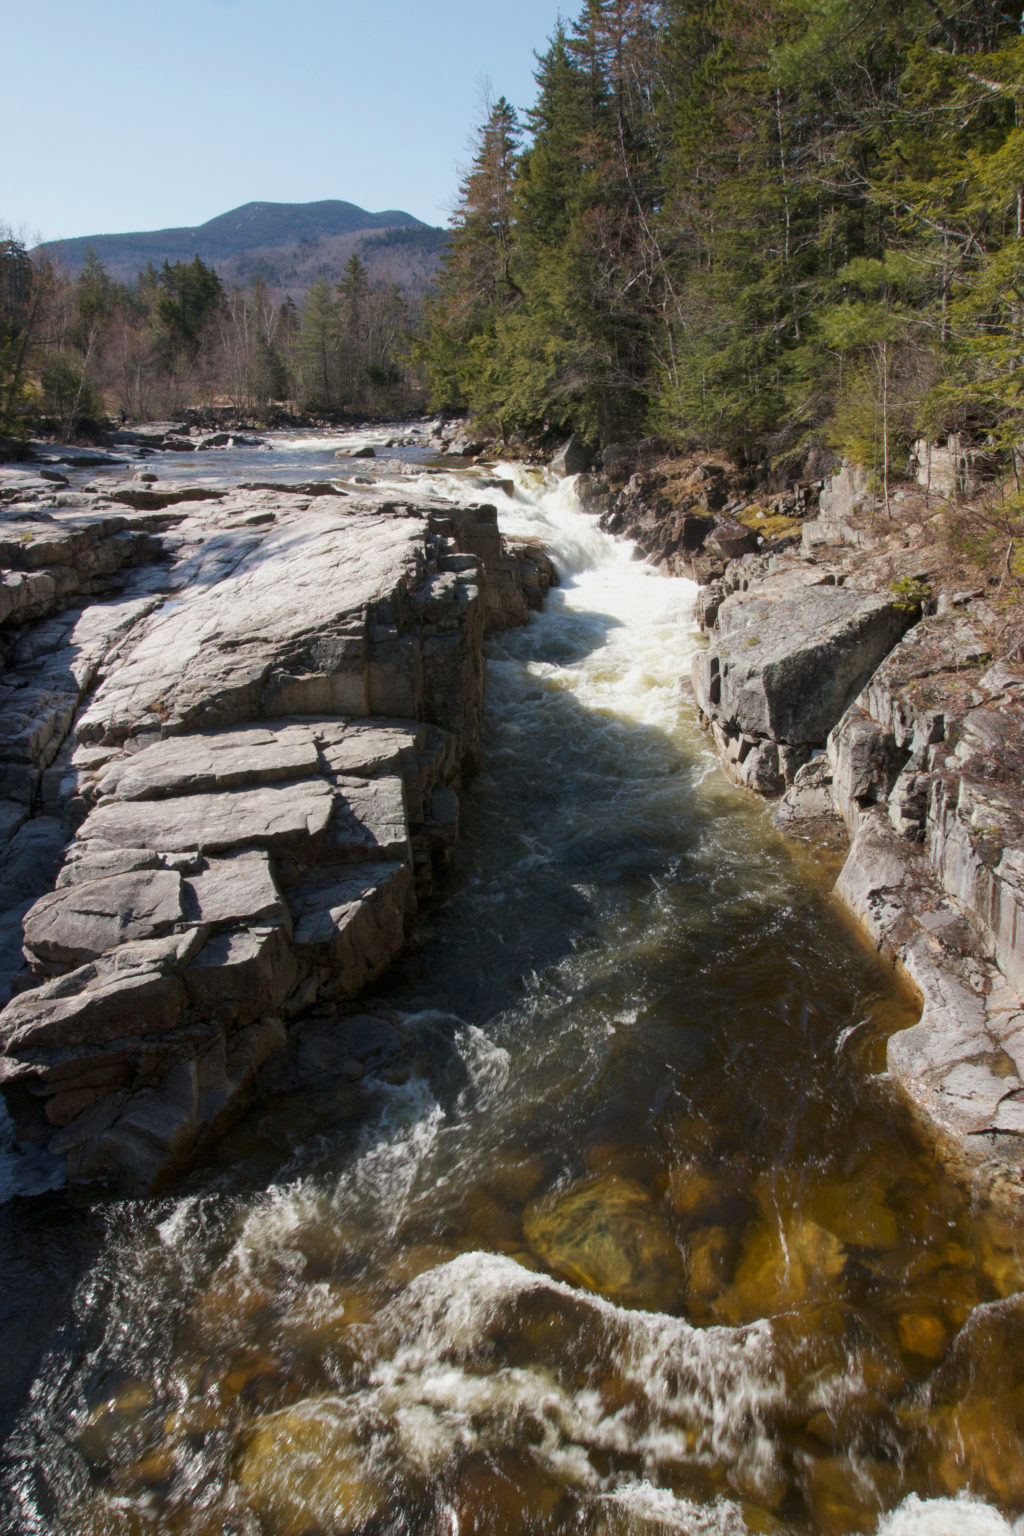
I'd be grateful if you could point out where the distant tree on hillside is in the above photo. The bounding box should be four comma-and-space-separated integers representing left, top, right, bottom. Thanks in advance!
0, 234, 46, 436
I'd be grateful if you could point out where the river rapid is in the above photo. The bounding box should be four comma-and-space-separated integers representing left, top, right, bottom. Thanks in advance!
2, 429, 1024, 1536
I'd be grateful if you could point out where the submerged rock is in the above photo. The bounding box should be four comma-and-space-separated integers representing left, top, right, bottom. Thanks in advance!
523, 1174, 683, 1309
714, 1214, 847, 1324
920, 1296, 1024, 1505
444, 1449, 566, 1536
236, 1397, 386, 1535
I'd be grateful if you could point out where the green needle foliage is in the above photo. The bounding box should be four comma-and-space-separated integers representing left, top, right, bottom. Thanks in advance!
421, 0, 1024, 477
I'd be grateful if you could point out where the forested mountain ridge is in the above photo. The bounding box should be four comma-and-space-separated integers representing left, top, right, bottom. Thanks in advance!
421, 0, 1024, 495
34, 201, 435, 282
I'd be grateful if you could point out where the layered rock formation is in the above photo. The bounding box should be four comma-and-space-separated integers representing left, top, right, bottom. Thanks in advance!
692, 575, 913, 794
686, 460, 1024, 1187
0, 470, 554, 1191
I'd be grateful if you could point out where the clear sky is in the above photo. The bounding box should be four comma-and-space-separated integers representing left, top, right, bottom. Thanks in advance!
4, 0, 569, 245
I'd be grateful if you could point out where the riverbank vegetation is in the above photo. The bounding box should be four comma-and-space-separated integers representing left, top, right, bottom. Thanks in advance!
420, 0, 1023, 498
0, 240, 425, 441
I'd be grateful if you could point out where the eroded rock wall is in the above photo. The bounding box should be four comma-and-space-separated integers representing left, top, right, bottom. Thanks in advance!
822, 624, 1024, 1167
0, 475, 554, 1191
687, 459, 1024, 1184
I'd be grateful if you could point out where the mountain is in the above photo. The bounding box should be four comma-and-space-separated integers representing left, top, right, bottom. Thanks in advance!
34, 200, 446, 292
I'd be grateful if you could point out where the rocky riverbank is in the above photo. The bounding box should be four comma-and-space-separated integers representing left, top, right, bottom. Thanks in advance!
600, 450, 1024, 1195
0, 465, 555, 1192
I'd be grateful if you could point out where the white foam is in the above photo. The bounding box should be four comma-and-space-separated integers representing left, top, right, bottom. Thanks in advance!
362, 1252, 785, 1497
599, 1482, 750, 1534
878, 1494, 1024, 1535
455, 1023, 511, 1110
349, 1073, 446, 1234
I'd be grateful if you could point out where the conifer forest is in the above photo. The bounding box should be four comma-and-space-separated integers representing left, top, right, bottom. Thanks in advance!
421, 0, 1023, 486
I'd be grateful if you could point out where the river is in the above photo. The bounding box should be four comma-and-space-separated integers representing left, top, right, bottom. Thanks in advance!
1, 428, 1022, 1536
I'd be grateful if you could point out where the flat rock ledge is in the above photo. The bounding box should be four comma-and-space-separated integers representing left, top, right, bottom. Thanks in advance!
689, 460, 1024, 1197
0, 476, 555, 1191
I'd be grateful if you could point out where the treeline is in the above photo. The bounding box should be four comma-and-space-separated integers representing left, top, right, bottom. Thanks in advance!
420, 0, 1024, 486
0, 244, 424, 439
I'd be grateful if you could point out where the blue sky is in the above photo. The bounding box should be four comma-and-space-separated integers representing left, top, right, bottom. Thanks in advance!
4, 0, 569, 244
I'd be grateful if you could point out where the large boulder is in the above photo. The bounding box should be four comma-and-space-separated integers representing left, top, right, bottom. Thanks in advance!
448, 432, 487, 457
704, 516, 758, 562
694, 585, 913, 752
549, 435, 592, 477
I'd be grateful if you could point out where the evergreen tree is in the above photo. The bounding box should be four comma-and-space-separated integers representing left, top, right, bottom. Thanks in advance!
153, 255, 224, 365
297, 276, 341, 410
0, 236, 42, 435
419, 97, 523, 418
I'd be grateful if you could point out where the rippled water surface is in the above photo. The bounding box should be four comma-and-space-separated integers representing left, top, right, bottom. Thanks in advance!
3, 433, 1024, 1536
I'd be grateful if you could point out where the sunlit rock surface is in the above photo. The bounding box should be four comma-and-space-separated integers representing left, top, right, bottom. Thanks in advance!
693, 572, 912, 794
693, 460, 1024, 1179
0, 480, 553, 1189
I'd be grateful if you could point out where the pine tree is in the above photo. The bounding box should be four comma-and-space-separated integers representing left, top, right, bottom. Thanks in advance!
297, 277, 341, 411
420, 96, 523, 417
0, 236, 42, 435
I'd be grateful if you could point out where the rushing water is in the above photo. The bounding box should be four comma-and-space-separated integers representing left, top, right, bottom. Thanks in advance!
2, 435, 1024, 1536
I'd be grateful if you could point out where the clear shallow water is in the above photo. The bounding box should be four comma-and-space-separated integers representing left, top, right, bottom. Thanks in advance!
2, 434, 1024, 1536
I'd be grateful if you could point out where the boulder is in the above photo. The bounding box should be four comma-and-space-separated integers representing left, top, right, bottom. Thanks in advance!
600, 443, 634, 480
549, 435, 592, 477
448, 432, 487, 457
694, 585, 913, 751
704, 516, 758, 562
